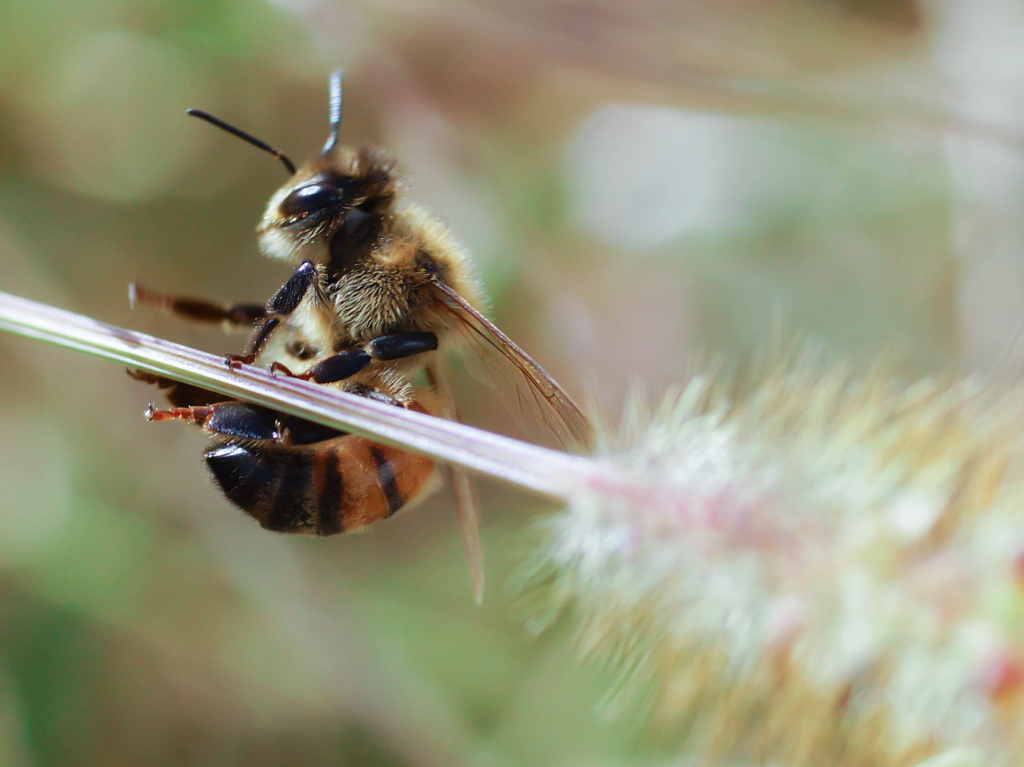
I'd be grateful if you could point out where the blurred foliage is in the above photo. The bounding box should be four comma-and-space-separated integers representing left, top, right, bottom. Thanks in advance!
2, 0, 1023, 764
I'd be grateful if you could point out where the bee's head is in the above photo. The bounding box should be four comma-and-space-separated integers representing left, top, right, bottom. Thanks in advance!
257, 145, 398, 264
188, 72, 398, 266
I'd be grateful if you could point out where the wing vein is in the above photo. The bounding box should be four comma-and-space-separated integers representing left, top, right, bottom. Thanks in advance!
430, 277, 591, 448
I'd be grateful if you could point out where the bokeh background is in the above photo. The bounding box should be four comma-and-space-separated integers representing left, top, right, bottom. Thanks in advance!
2, 0, 1024, 764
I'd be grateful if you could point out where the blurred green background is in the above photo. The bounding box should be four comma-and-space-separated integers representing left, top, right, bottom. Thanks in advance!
1, 0, 1020, 764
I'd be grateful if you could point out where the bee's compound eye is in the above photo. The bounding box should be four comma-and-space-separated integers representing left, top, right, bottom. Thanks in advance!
281, 182, 341, 221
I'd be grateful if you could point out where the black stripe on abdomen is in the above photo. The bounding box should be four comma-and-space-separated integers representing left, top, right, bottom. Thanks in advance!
369, 446, 404, 516
264, 453, 314, 532
315, 449, 345, 535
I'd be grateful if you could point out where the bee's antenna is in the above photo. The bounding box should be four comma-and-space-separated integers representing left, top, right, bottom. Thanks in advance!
323, 71, 343, 154
187, 109, 297, 176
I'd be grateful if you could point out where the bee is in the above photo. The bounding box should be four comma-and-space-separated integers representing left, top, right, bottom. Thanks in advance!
130, 369, 443, 536
132, 73, 590, 598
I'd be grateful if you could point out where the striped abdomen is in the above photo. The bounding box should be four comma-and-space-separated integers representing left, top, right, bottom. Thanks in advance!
204, 436, 436, 535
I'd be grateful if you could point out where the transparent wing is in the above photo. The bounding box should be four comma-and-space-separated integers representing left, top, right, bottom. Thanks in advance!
430, 278, 592, 450
426, 361, 485, 604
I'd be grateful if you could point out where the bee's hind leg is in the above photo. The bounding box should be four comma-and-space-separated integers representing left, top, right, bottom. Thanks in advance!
128, 370, 233, 408
145, 401, 286, 444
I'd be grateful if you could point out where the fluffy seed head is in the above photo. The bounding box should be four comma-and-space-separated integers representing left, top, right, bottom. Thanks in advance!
524, 357, 1024, 766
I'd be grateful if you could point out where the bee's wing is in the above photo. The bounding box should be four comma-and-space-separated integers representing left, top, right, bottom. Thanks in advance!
448, 456, 484, 605
426, 361, 484, 605
429, 278, 592, 450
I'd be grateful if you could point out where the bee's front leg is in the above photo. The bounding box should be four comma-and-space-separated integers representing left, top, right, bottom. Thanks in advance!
230, 260, 322, 368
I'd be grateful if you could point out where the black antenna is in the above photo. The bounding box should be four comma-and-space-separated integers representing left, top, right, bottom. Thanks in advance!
186, 109, 297, 176
322, 71, 343, 154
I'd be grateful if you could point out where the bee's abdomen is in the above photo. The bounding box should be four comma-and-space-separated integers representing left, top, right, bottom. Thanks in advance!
204, 437, 435, 535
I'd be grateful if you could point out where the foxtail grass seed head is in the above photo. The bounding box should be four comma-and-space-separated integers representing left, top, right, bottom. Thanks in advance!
523, 360, 1024, 767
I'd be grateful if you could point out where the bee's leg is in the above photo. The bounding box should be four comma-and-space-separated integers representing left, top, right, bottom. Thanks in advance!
146, 401, 284, 444
273, 348, 373, 383
129, 284, 266, 329
230, 260, 320, 368
145, 404, 216, 425
271, 332, 439, 385
345, 383, 402, 407
364, 332, 439, 362
128, 369, 233, 407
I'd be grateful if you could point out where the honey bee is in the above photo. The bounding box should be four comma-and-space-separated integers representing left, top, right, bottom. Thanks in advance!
132, 73, 590, 598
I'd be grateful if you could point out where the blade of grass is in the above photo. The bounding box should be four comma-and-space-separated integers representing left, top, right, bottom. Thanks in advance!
0, 290, 596, 499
